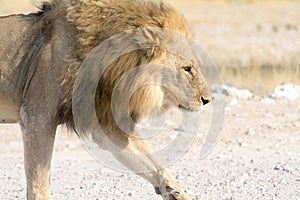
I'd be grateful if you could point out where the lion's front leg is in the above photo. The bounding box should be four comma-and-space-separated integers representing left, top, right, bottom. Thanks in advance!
20, 105, 57, 200
102, 133, 196, 200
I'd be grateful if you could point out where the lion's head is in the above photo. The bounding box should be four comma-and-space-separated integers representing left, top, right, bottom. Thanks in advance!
152, 50, 212, 112
124, 42, 211, 118
90, 27, 212, 134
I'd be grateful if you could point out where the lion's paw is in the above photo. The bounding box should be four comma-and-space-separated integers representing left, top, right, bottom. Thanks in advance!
169, 190, 197, 200
156, 179, 197, 200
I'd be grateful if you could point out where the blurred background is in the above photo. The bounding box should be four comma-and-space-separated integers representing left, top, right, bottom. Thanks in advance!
1, 0, 299, 94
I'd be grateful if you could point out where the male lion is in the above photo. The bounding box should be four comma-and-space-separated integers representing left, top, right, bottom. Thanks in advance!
0, 0, 211, 199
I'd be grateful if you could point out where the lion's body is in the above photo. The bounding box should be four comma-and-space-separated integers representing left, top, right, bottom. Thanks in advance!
0, 0, 211, 199
0, 14, 36, 122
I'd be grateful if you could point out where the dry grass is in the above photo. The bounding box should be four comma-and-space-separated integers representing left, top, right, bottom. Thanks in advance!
168, 0, 300, 93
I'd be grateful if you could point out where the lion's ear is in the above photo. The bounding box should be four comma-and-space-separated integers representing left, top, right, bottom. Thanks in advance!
130, 28, 164, 54
127, 27, 170, 59
145, 47, 167, 59
145, 46, 159, 58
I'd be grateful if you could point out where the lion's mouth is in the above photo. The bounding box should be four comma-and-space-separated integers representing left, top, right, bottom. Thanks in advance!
178, 97, 212, 112
178, 104, 202, 112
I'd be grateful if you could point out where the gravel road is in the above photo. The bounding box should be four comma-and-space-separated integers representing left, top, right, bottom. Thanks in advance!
1, 95, 299, 200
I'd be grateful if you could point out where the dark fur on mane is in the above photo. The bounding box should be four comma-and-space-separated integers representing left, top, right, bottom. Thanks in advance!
41, 2, 54, 12
33, 1, 55, 16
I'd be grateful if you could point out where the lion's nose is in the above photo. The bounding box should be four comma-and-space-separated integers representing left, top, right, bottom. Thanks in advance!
201, 97, 211, 106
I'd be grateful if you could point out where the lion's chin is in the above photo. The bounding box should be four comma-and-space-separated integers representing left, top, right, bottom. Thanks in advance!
178, 104, 202, 112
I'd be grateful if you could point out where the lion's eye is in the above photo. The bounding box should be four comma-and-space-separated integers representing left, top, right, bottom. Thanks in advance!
183, 66, 192, 74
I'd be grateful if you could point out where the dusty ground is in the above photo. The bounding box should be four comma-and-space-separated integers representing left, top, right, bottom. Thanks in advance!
0, 96, 299, 200
0, 0, 300, 199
